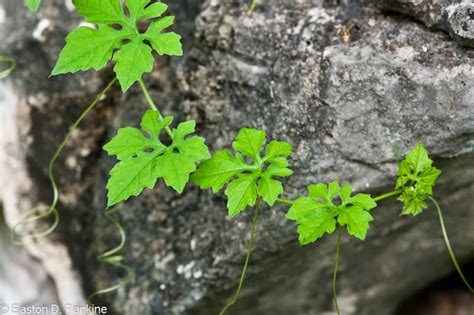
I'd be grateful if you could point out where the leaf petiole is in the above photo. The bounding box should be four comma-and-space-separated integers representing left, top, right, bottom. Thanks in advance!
219, 198, 261, 315
373, 189, 403, 202
276, 197, 294, 205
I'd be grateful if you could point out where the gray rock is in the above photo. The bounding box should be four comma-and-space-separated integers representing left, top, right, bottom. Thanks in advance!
0, 0, 473, 315
378, 0, 474, 47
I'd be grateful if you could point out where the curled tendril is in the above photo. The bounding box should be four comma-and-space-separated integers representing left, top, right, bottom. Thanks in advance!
11, 78, 118, 245
89, 205, 134, 300
0, 56, 16, 80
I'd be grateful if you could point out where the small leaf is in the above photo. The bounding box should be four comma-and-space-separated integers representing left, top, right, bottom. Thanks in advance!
286, 197, 337, 245
138, 2, 168, 20
107, 151, 161, 207
232, 128, 266, 160
125, 0, 150, 21
148, 32, 183, 56
51, 26, 123, 75
264, 140, 293, 160
225, 174, 258, 218
154, 152, 196, 193
113, 39, 154, 92
192, 150, 248, 193
173, 122, 210, 161
257, 176, 283, 206
25, 0, 41, 12
73, 0, 125, 25
396, 144, 441, 216
141, 112, 173, 137
286, 181, 376, 245
337, 206, 374, 240
103, 127, 158, 160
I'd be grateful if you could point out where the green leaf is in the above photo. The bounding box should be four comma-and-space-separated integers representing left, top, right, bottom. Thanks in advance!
113, 39, 154, 92
192, 150, 248, 193
148, 32, 183, 56
53, 0, 183, 91
73, 0, 125, 25
264, 140, 293, 160
193, 128, 293, 216
396, 144, 441, 216
172, 121, 210, 161
257, 176, 283, 206
107, 151, 161, 207
103, 127, 158, 160
154, 152, 196, 193
138, 2, 168, 20
25, 0, 41, 12
286, 197, 337, 245
337, 206, 374, 240
225, 174, 258, 218
125, 0, 150, 21
141, 111, 173, 137
51, 26, 123, 76
286, 181, 377, 245
232, 128, 266, 160
105, 110, 209, 205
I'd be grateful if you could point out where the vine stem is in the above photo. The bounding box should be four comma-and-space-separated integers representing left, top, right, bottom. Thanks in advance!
276, 197, 294, 205
88, 206, 134, 300
429, 196, 474, 293
332, 227, 342, 315
219, 198, 261, 315
11, 78, 118, 245
248, 0, 257, 15
373, 189, 402, 202
138, 79, 173, 139
0, 56, 16, 79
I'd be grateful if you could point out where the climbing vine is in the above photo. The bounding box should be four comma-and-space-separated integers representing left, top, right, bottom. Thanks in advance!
3, 0, 472, 314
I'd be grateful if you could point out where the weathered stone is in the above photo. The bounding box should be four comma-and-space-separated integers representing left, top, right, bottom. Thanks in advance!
378, 0, 474, 47
0, 0, 473, 315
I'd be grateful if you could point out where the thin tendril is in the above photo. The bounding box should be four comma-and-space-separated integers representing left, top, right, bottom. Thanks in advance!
429, 196, 473, 293
248, 0, 257, 15
219, 198, 261, 315
89, 205, 134, 300
138, 79, 173, 139
332, 227, 342, 315
0, 56, 16, 79
11, 78, 118, 245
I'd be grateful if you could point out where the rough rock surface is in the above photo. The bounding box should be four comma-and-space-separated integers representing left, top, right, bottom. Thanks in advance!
378, 0, 474, 47
0, 1, 473, 315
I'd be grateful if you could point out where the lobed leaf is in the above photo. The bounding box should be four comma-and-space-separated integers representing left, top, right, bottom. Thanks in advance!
105, 110, 209, 206
395, 144, 441, 216
51, 26, 124, 76
286, 181, 377, 245
53, 0, 183, 91
193, 128, 293, 217
25, 0, 42, 12
225, 174, 258, 218
113, 39, 154, 92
